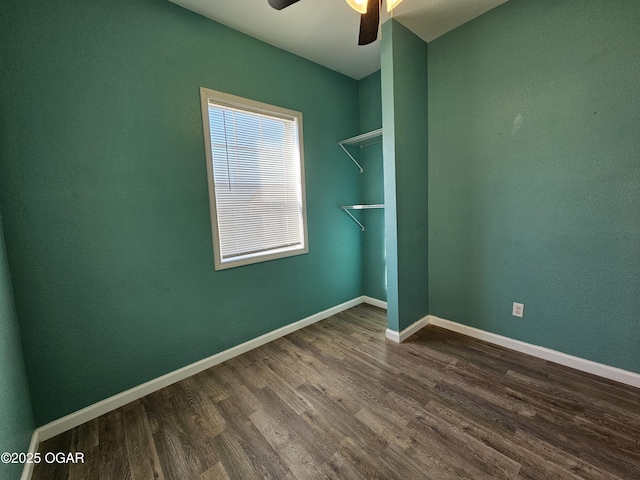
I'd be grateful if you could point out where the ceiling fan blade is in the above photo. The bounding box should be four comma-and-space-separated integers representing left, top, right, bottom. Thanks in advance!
268, 0, 302, 10
358, 0, 380, 45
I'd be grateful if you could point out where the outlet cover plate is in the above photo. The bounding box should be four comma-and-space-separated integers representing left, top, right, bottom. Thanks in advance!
512, 302, 524, 318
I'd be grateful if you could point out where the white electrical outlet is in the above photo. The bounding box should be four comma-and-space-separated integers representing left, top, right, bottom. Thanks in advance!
512, 302, 524, 318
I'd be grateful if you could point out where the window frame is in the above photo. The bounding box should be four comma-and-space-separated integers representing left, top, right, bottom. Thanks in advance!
200, 87, 309, 270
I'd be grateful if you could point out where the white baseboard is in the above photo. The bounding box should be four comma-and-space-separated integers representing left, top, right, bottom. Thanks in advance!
428, 316, 640, 389
363, 296, 387, 309
386, 315, 429, 343
36, 296, 365, 443
20, 430, 39, 480
383, 313, 640, 389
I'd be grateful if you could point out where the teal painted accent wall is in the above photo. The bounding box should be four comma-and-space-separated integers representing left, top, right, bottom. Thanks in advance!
428, 0, 640, 372
359, 71, 382, 133
381, 20, 429, 331
0, 0, 360, 425
358, 71, 386, 302
0, 215, 34, 480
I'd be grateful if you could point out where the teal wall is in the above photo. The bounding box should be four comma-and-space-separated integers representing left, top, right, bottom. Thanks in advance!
0, 215, 34, 480
428, 0, 640, 372
0, 0, 361, 425
358, 71, 386, 302
381, 20, 429, 331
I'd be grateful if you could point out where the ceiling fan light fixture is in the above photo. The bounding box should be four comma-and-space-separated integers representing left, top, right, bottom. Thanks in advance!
346, 0, 368, 15
386, 0, 404, 12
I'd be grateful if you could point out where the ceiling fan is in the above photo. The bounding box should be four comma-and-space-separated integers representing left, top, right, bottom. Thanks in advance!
267, 0, 404, 46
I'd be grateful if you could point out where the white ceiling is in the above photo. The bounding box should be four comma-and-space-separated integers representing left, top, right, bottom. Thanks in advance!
169, 0, 509, 79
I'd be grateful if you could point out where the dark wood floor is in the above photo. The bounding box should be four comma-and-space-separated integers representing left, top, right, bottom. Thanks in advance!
32, 304, 640, 480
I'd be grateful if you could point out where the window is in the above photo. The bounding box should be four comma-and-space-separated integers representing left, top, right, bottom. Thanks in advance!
200, 88, 308, 270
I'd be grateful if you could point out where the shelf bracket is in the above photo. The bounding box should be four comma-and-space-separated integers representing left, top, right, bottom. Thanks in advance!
338, 143, 364, 173
339, 204, 384, 231
337, 128, 382, 173
341, 206, 365, 231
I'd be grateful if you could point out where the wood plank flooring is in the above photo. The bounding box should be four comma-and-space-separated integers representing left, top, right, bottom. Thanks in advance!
32, 305, 640, 479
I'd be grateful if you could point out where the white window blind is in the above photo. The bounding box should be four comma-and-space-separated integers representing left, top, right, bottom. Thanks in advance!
200, 88, 308, 270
